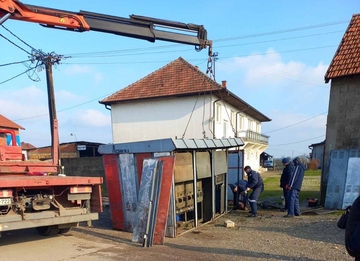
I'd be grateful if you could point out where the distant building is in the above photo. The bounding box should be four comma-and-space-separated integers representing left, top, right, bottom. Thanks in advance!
308, 140, 325, 169
28, 141, 104, 161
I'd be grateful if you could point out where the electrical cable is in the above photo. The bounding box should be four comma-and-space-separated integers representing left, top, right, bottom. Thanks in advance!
263, 111, 328, 134
1, 25, 36, 50
0, 65, 39, 85
270, 135, 325, 146
0, 60, 31, 67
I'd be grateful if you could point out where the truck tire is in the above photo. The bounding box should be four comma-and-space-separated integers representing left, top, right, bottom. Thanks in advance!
36, 225, 59, 236
58, 227, 72, 234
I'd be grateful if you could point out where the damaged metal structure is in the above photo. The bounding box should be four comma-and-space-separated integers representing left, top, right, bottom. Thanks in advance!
99, 137, 244, 245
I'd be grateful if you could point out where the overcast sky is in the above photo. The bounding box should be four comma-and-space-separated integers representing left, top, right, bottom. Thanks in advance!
0, 0, 358, 158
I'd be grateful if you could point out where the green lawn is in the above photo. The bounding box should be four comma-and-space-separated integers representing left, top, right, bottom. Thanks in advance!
259, 170, 321, 203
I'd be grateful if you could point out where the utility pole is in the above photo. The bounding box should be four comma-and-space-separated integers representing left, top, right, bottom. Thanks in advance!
212, 52, 218, 81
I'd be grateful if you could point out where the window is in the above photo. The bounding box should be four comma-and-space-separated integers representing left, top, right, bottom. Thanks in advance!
223, 120, 228, 138
256, 122, 260, 133
216, 103, 221, 122
248, 119, 254, 131
231, 110, 236, 126
239, 115, 244, 130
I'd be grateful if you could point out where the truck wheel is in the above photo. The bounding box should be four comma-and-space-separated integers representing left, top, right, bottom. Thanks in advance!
36, 225, 59, 236
58, 227, 72, 234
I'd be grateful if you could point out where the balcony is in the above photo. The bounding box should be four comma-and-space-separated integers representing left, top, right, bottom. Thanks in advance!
237, 130, 269, 145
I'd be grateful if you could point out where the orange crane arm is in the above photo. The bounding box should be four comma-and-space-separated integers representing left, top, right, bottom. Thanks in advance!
0, 0, 212, 53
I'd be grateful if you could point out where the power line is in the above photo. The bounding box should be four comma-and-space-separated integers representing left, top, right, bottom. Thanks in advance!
0, 65, 39, 85
0, 60, 31, 67
0, 32, 31, 55
263, 111, 328, 134
1, 25, 36, 50
270, 135, 325, 146
215, 20, 348, 42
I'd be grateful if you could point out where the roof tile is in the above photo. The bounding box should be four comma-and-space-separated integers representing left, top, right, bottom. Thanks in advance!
325, 14, 360, 82
0, 114, 24, 130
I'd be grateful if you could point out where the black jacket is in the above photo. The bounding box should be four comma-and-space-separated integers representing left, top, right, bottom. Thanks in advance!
247, 170, 263, 189
280, 162, 294, 188
288, 158, 305, 191
346, 195, 360, 241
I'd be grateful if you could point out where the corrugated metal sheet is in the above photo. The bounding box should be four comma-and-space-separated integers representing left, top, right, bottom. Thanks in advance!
174, 152, 193, 182
214, 151, 227, 175
98, 138, 244, 155
196, 152, 211, 179
325, 149, 360, 209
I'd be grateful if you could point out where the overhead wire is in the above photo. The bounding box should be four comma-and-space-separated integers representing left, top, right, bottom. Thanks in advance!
263, 111, 328, 134
1, 25, 36, 50
0, 60, 32, 67
270, 135, 325, 146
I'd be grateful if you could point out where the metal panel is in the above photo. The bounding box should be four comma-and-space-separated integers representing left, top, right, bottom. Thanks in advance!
182, 139, 197, 148
119, 154, 138, 232
227, 151, 243, 201
325, 150, 349, 209
99, 138, 244, 155
132, 158, 158, 243
174, 152, 193, 182
103, 154, 125, 231
193, 139, 207, 149
196, 152, 211, 179
214, 151, 227, 175
342, 156, 360, 208
153, 156, 175, 245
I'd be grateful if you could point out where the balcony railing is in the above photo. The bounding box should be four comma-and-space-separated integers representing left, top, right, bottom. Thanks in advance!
237, 130, 269, 144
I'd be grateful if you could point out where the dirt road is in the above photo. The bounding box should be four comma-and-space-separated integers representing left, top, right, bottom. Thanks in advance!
0, 206, 352, 261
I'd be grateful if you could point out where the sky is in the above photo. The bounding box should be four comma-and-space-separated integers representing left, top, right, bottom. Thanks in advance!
0, 0, 358, 158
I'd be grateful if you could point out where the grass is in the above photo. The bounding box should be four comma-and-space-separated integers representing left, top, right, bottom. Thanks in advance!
258, 170, 321, 204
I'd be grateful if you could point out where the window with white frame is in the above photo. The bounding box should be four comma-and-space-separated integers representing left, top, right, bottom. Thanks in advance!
223, 120, 228, 138
239, 115, 244, 130
256, 122, 260, 133
216, 103, 221, 122
248, 119, 254, 131
231, 110, 236, 126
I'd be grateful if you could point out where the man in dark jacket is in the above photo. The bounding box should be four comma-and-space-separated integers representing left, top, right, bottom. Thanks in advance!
229, 180, 248, 210
345, 195, 360, 260
280, 157, 294, 212
244, 166, 264, 217
284, 157, 305, 218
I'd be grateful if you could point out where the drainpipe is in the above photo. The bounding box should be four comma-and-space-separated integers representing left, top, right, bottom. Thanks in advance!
212, 98, 221, 139
105, 104, 111, 111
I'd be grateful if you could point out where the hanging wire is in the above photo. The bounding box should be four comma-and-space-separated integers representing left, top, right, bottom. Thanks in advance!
182, 91, 202, 139
1, 25, 36, 50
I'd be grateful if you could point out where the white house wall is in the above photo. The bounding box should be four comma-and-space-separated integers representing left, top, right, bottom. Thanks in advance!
110, 94, 265, 170
111, 96, 213, 143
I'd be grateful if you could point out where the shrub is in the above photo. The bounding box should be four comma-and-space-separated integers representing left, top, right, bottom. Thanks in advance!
308, 159, 320, 170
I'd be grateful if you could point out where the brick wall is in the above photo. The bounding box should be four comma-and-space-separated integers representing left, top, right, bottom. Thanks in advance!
322, 74, 360, 203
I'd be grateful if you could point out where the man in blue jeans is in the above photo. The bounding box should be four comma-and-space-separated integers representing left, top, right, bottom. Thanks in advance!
345, 195, 360, 260
284, 157, 305, 218
244, 166, 264, 217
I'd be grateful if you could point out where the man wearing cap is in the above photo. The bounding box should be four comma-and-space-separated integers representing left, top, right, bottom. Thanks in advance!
280, 157, 294, 212
244, 166, 264, 217
229, 180, 248, 210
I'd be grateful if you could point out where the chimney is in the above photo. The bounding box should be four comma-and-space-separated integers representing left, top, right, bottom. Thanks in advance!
221, 80, 227, 88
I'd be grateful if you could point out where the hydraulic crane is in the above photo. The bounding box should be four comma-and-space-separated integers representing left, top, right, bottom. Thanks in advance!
0, 0, 213, 237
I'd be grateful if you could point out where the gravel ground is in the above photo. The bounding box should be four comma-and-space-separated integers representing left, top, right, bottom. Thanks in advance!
71, 206, 353, 261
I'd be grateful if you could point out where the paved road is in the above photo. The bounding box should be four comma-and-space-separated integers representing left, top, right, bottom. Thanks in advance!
0, 228, 123, 261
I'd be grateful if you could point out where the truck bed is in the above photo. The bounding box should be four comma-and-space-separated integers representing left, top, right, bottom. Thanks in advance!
0, 175, 103, 188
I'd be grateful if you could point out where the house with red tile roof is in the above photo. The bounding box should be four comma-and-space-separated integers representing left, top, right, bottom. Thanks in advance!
322, 14, 360, 204
100, 57, 271, 169
0, 114, 24, 146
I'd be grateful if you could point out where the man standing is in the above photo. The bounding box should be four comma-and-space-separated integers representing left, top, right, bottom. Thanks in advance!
229, 180, 248, 210
280, 157, 294, 212
284, 157, 305, 218
244, 166, 264, 217
345, 195, 360, 260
